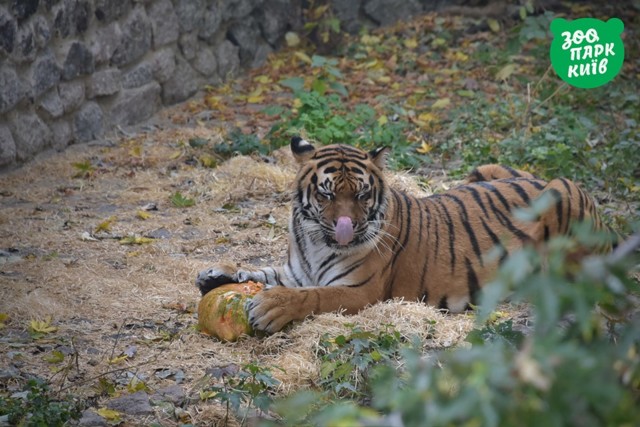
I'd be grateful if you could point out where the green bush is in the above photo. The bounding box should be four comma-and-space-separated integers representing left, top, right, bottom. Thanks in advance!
0, 379, 82, 426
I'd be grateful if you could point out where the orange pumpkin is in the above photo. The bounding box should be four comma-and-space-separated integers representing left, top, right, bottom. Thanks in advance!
197, 281, 264, 342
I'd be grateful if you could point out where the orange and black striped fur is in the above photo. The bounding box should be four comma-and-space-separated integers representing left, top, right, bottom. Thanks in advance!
196, 137, 612, 333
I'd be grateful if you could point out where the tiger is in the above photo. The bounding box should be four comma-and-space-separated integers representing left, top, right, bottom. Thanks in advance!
196, 136, 613, 333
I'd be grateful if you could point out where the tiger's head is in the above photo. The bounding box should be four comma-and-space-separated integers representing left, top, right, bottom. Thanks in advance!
290, 136, 390, 251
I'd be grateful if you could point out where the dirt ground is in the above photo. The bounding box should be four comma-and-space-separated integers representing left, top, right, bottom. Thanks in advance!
0, 100, 492, 426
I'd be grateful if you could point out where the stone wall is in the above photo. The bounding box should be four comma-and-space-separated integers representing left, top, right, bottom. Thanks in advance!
0, 0, 460, 171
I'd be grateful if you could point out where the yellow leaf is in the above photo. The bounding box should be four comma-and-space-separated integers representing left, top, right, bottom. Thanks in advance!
376, 75, 391, 83
247, 95, 264, 103
495, 64, 517, 81
360, 34, 381, 45
293, 98, 303, 109
129, 145, 143, 158
109, 354, 128, 365
170, 150, 182, 160
416, 142, 433, 154
136, 210, 152, 220
253, 75, 272, 84
285, 31, 300, 47
97, 408, 122, 421
294, 51, 312, 64
404, 38, 418, 49
199, 154, 217, 168
95, 216, 117, 233
119, 236, 154, 245
431, 98, 451, 109
487, 18, 501, 33
204, 95, 225, 111
418, 112, 437, 123
0, 313, 9, 330
30, 317, 58, 334
377, 115, 388, 126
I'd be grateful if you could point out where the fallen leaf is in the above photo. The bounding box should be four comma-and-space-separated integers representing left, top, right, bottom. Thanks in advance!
44, 350, 64, 364
416, 142, 433, 154
431, 98, 451, 109
404, 38, 418, 49
119, 236, 155, 245
285, 31, 300, 47
136, 210, 152, 220
30, 317, 58, 336
495, 64, 517, 81
95, 216, 117, 233
294, 51, 312, 64
96, 408, 122, 423
487, 18, 501, 33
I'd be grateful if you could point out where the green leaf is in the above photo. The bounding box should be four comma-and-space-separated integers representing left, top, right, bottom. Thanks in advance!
169, 191, 195, 208
280, 77, 306, 92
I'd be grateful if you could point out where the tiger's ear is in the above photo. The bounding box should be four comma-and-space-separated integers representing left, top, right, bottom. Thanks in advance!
291, 136, 315, 164
368, 146, 390, 169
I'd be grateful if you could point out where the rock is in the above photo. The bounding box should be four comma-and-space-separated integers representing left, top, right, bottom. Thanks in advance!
198, 3, 222, 44
260, 0, 301, 45
193, 47, 218, 77
161, 56, 201, 104
77, 409, 108, 427
0, 124, 17, 167
52, 0, 91, 38
0, 66, 27, 113
8, 111, 52, 161
151, 48, 176, 83
106, 391, 154, 416
86, 68, 122, 98
73, 102, 104, 142
150, 385, 186, 406
215, 40, 240, 80
122, 62, 153, 89
94, 0, 130, 22
227, 15, 273, 68
147, 0, 179, 48
110, 82, 161, 126
11, 21, 36, 63
222, 0, 263, 20
10, 0, 39, 23
252, 43, 273, 68
111, 5, 151, 67
88, 22, 122, 65
173, 0, 205, 32
331, 0, 364, 34
50, 119, 73, 150
0, 7, 17, 55
62, 41, 95, 80
178, 31, 198, 61
32, 15, 51, 49
30, 49, 61, 98
38, 88, 64, 119
72, 0, 91, 34
58, 80, 85, 113
363, 0, 423, 26
146, 228, 171, 240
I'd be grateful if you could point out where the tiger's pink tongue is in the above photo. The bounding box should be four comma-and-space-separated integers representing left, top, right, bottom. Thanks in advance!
335, 216, 354, 246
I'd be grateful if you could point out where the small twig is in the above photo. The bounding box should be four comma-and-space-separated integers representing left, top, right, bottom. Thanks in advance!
108, 318, 129, 362
56, 356, 158, 394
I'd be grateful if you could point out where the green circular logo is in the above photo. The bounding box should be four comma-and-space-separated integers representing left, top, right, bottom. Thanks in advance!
549, 17, 625, 89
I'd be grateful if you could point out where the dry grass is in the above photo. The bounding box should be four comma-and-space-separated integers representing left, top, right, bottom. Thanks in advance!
0, 121, 519, 426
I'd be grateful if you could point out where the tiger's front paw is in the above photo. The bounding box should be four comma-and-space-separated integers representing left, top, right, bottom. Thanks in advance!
195, 264, 260, 295
247, 287, 307, 333
195, 263, 239, 296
